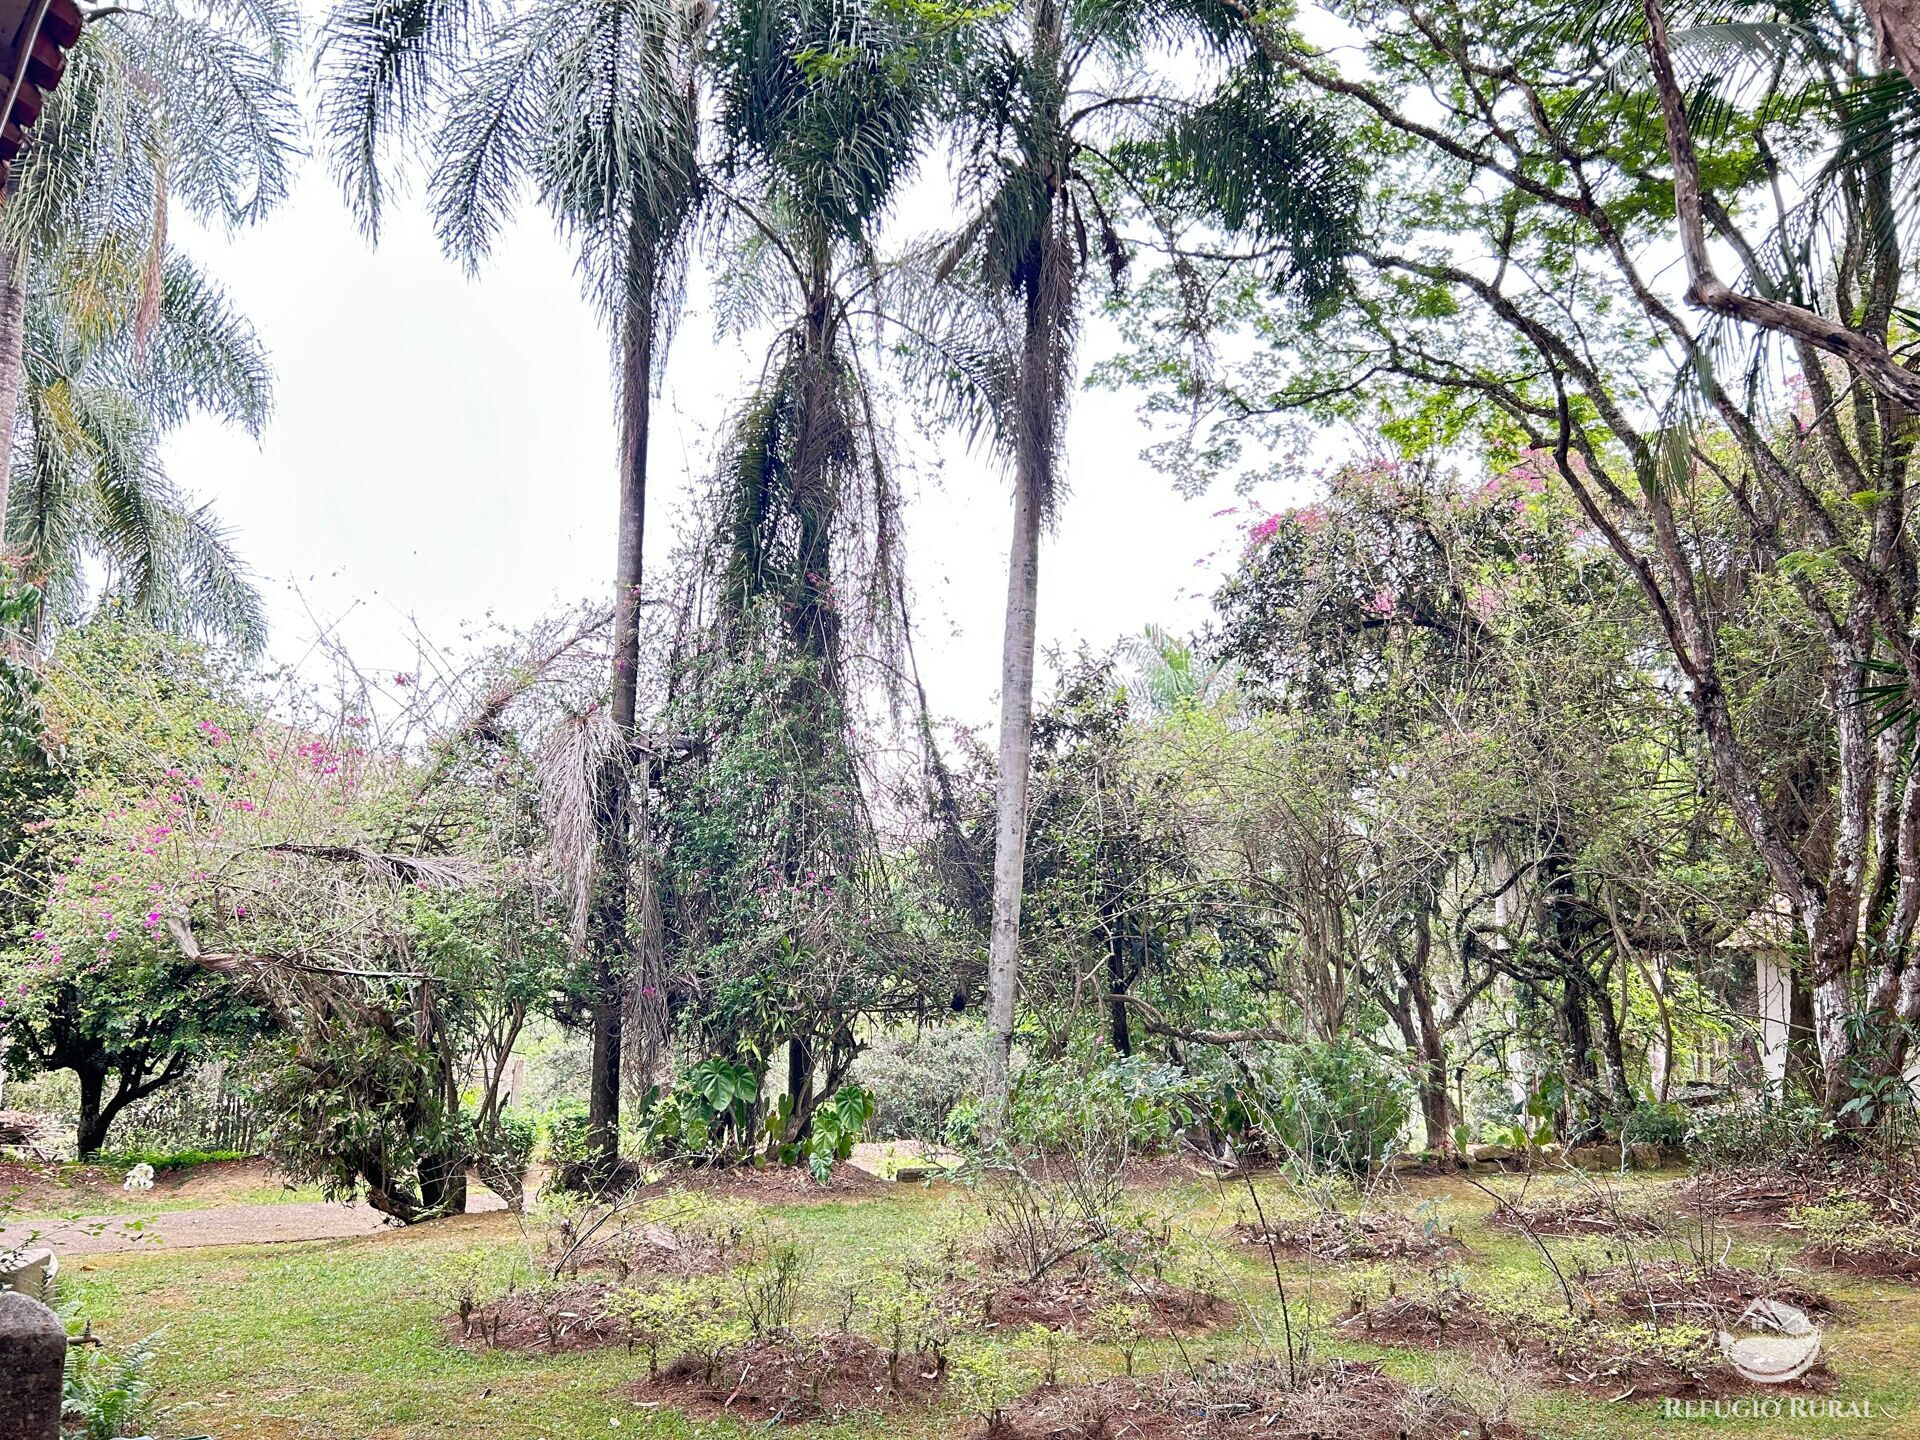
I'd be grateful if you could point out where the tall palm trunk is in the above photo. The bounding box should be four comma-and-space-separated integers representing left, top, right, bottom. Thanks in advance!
982, 21, 1072, 1119
984, 462, 1042, 1117
586, 241, 658, 1175
0, 242, 27, 538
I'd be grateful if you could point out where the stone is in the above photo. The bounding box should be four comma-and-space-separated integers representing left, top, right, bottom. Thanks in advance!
1566, 1144, 1620, 1171
1626, 1142, 1667, 1171
0, 1289, 65, 1440
1465, 1143, 1514, 1164
0, 1247, 55, 1302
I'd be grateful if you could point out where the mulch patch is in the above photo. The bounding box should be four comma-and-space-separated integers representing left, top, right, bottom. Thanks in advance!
1589, 1261, 1835, 1325
561, 1221, 728, 1282
1486, 1192, 1661, 1239
1235, 1209, 1464, 1264
453, 1280, 621, 1353
960, 1269, 1236, 1336
979, 1358, 1524, 1440
646, 1162, 889, 1202
1338, 1262, 1837, 1400
1673, 1171, 1831, 1221
634, 1332, 942, 1424
1796, 1239, 1920, 1281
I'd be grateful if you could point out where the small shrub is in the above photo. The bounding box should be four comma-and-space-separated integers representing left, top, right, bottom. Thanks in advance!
1093, 1300, 1147, 1375
1686, 1096, 1826, 1173
736, 1235, 810, 1337
853, 1022, 988, 1141
63, 1329, 166, 1440
471, 1111, 537, 1212
607, 1279, 699, 1377
436, 1247, 495, 1338
861, 1264, 951, 1389
1621, 1100, 1687, 1147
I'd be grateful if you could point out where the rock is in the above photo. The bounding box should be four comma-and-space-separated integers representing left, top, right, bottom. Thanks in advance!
1566, 1144, 1620, 1171
0, 1248, 55, 1303
0, 1289, 65, 1440
1466, 1143, 1514, 1164
1626, 1143, 1667, 1171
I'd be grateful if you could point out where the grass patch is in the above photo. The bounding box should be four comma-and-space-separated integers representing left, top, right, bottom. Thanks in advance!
45, 1169, 1920, 1440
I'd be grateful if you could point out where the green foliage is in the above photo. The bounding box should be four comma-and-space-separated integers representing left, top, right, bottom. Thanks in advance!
606, 1278, 699, 1377
735, 1233, 810, 1337
1261, 1041, 1410, 1173
799, 1083, 873, 1180
1687, 1096, 1828, 1173
635, 1058, 761, 1161
539, 1098, 592, 1168
62, 1326, 167, 1440
1007, 1048, 1193, 1154
852, 1021, 987, 1141
1620, 1100, 1687, 1147
95, 1147, 246, 1173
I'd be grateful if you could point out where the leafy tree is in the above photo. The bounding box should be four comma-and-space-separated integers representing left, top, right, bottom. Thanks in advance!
0, 623, 268, 1154
651, 0, 956, 1155
1111, 0, 1920, 1131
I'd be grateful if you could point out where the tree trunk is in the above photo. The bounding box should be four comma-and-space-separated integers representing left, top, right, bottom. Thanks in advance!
983, 463, 1043, 1122
0, 242, 25, 537
1400, 919, 1454, 1151
1559, 982, 1603, 1143
1105, 929, 1132, 1056
585, 243, 659, 1178
74, 1067, 108, 1160
785, 1037, 814, 1145
1861, 0, 1920, 93
1592, 967, 1633, 1112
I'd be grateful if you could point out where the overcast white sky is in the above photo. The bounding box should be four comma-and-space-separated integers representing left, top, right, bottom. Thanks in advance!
164, 159, 1313, 733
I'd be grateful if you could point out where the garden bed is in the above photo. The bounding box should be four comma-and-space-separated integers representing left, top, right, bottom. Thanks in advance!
648, 1161, 890, 1201
1235, 1207, 1463, 1263
980, 1358, 1523, 1440
634, 1332, 943, 1423
1339, 1262, 1837, 1399
453, 1281, 623, 1353
961, 1268, 1236, 1336
1485, 1189, 1661, 1238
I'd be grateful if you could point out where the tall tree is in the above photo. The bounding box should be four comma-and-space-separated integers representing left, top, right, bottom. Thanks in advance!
318, 0, 701, 1173
910, 0, 1360, 1119
0, 0, 296, 506
656, 0, 952, 1144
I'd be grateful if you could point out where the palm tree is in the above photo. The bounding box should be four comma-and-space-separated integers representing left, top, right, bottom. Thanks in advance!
0, 0, 298, 513
317, 0, 701, 1172
5, 248, 271, 652
910, 0, 1361, 1119
683, 0, 948, 1137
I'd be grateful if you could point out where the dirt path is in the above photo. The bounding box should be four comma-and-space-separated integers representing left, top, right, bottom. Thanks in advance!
1, 1188, 508, 1256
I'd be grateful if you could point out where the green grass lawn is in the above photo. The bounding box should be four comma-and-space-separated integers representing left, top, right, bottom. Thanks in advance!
55, 1168, 1920, 1440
